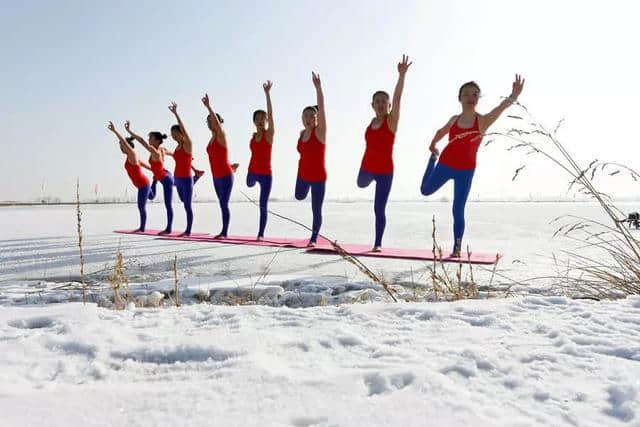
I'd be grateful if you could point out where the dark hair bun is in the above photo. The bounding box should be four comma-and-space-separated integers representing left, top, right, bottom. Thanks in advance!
162, 134, 167, 139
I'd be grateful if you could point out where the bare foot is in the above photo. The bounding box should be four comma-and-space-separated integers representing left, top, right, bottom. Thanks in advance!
158, 229, 172, 236
256, 236, 264, 241
371, 246, 382, 252
213, 234, 227, 240
178, 231, 191, 237
231, 163, 239, 173
307, 240, 316, 248
134, 228, 145, 233
449, 251, 461, 258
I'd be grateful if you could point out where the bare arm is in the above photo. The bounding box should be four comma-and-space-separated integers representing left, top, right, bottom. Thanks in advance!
479, 74, 525, 134
201, 93, 227, 147
263, 80, 275, 143
389, 55, 412, 133
124, 120, 159, 158
429, 116, 457, 156
107, 121, 135, 159
140, 161, 152, 171
311, 72, 326, 143
168, 102, 193, 154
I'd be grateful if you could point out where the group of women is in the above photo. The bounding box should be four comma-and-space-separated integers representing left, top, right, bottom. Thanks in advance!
108, 55, 525, 257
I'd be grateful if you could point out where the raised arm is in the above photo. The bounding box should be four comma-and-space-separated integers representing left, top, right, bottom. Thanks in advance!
124, 120, 159, 158
389, 55, 412, 133
428, 116, 457, 156
107, 121, 135, 159
479, 74, 525, 134
201, 93, 227, 146
311, 72, 326, 143
168, 102, 193, 153
263, 80, 274, 143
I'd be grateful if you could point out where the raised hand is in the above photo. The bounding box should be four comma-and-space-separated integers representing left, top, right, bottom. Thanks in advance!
124, 120, 132, 133
510, 74, 525, 99
107, 121, 115, 132
397, 54, 412, 75
201, 93, 210, 108
168, 101, 178, 114
263, 80, 273, 93
312, 72, 321, 89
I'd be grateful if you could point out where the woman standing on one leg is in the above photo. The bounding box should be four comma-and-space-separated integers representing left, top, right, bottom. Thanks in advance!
247, 80, 275, 240
124, 121, 174, 235
358, 55, 412, 251
295, 72, 327, 247
107, 121, 151, 232
421, 75, 525, 256
168, 101, 203, 236
201, 94, 239, 239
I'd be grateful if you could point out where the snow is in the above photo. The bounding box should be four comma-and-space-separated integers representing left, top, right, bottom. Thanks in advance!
1, 202, 640, 426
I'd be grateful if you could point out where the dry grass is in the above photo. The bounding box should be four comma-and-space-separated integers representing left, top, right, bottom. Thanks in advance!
489, 102, 640, 299
108, 250, 130, 309
173, 255, 180, 308
76, 178, 87, 304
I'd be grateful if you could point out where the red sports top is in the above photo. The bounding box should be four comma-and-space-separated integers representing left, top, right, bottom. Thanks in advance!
173, 146, 193, 178
149, 155, 167, 181
124, 159, 150, 188
438, 115, 483, 170
360, 117, 395, 174
248, 132, 272, 175
297, 128, 327, 182
206, 137, 233, 179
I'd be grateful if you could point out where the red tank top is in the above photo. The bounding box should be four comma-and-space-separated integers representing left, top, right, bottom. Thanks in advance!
438, 115, 483, 170
361, 117, 395, 174
248, 132, 272, 175
124, 159, 150, 188
149, 155, 167, 181
297, 128, 327, 182
173, 146, 192, 178
206, 137, 233, 179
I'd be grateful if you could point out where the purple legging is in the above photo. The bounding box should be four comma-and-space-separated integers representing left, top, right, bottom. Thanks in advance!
213, 174, 234, 237
149, 170, 174, 233
247, 172, 272, 238
357, 169, 393, 248
295, 177, 325, 243
136, 185, 151, 232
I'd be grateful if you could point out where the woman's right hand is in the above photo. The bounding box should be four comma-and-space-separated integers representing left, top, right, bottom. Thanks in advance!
107, 121, 115, 132
168, 101, 178, 114
429, 144, 439, 157
263, 80, 273, 93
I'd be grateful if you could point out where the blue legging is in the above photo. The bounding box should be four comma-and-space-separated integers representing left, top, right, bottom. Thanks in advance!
136, 185, 151, 232
357, 169, 393, 248
175, 177, 194, 235
213, 174, 234, 237
420, 155, 474, 250
173, 174, 202, 235
247, 172, 272, 238
149, 170, 175, 233
295, 178, 325, 243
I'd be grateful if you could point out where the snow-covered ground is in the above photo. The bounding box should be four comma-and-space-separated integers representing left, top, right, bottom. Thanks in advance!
1, 201, 639, 426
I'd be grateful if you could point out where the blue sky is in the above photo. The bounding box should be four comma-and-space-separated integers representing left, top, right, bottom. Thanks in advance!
2, 0, 640, 202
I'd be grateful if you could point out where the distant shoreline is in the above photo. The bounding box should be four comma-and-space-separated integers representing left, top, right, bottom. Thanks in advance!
2, 199, 639, 207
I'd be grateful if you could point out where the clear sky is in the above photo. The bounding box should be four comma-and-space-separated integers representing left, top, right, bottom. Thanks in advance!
2, 0, 639, 202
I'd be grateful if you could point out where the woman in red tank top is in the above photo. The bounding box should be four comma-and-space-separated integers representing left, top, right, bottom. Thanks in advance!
421, 74, 525, 256
358, 55, 412, 252
201, 94, 239, 239
168, 102, 205, 236
295, 72, 327, 247
247, 81, 275, 240
107, 121, 152, 233
124, 121, 174, 235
